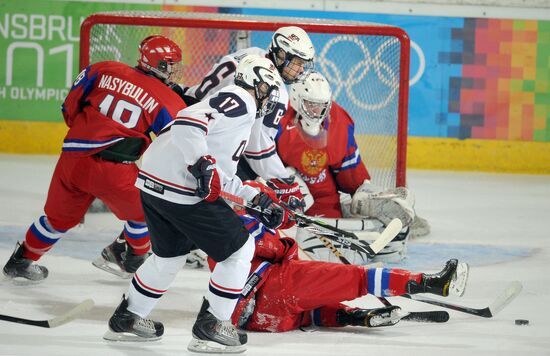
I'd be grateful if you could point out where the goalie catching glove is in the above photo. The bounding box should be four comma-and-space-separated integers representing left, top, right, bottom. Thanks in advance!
266, 177, 305, 212
351, 181, 415, 226
188, 155, 221, 202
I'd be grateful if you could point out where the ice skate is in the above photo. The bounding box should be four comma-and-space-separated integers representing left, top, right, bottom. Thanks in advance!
337, 305, 407, 328
3, 242, 48, 283
92, 235, 149, 278
407, 259, 469, 297
188, 298, 247, 354
103, 295, 163, 341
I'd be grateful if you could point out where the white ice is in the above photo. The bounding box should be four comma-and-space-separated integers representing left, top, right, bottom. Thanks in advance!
0, 154, 549, 356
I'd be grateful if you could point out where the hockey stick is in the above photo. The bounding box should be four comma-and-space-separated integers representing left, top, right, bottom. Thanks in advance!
312, 230, 449, 323
220, 190, 398, 258
401, 281, 522, 318
0, 299, 94, 328
221, 190, 447, 323
219, 191, 359, 239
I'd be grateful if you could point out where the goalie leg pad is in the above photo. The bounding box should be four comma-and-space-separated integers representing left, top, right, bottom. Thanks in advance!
410, 214, 431, 238
296, 228, 372, 266
370, 227, 409, 264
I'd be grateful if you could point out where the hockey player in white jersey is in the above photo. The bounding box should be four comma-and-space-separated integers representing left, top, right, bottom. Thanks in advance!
174, 26, 315, 207
104, 55, 291, 354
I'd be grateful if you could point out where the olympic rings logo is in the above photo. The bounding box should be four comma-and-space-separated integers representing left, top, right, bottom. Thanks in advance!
316, 35, 425, 110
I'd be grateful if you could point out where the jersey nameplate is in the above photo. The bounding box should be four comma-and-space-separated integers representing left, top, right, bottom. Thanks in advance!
144, 178, 164, 194
241, 273, 261, 298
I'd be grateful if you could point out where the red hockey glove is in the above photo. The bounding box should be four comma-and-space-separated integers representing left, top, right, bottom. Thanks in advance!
266, 177, 305, 212
279, 237, 298, 260
187, 155, 221, 202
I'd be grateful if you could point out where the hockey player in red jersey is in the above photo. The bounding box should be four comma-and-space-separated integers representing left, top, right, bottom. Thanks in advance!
275, 71, 420, 263
210, 182, 469, 333
276, 70, 414, 221
2, 35, 186, 282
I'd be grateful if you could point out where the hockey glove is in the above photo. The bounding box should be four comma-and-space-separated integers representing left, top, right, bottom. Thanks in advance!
187, 155, 221, 202
266, 177, 305, 212
247, 192, 294, 230
351, 185, 415, 226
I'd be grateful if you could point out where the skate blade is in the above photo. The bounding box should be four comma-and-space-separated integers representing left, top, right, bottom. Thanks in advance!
103, 329, 161, 342
368, 309, 410, 327
92, 258, 132, 279
2, 272, 45, 286
450, 262, 469, 297
187, 337, 246, 354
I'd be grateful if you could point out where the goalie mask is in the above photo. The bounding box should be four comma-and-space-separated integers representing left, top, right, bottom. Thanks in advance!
235, 55, 282, 119
268, 26, 315, 84
289, 71, 332, 148
137, 35, 182, 83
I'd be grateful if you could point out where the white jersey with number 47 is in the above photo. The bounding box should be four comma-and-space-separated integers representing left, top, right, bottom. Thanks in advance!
136, 84, 260, 205
184, 47, 290, 180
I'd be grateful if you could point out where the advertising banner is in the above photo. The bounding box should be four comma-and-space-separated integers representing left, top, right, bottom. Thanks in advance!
0, 0, 154, 122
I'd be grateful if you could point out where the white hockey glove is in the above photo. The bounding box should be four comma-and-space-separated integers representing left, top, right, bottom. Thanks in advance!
351, 180, 416, 226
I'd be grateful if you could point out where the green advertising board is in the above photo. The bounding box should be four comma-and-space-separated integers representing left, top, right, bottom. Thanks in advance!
0, 0, 156, 123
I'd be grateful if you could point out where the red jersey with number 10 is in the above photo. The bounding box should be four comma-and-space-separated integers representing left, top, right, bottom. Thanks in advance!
276, 102, 370, 217
61, 61, 185, 156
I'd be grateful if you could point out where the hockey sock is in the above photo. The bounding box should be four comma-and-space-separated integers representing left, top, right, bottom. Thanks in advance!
207, 236, 254, 321
306, 304, 348, 328
127, 253, 186, 317
123, 221, 150, 255
366, 267, 422, 297
23, 215, 66, 260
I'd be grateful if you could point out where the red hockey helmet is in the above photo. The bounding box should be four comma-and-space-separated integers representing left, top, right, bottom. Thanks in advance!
137, 35, 182, 83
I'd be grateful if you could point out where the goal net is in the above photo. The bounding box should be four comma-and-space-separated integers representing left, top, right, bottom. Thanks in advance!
80, 11, 410, 188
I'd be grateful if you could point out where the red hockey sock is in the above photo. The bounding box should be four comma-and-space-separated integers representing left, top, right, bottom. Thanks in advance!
23, 216, 65, 261
123, 221, 150, 255
366, 267, 422, 297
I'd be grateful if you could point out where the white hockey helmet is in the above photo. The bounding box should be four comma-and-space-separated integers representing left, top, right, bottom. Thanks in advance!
235, 54, 283, 118
269, 26, 315, 84
290, 71, 332, 138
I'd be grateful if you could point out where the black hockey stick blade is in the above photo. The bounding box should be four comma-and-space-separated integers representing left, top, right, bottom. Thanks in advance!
402, 310, 450, 323
0, 299, 94, 328
401, 281, 522, 318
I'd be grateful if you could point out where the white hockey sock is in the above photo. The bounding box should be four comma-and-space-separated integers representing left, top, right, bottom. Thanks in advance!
207, 236, 254, 320
127, 253, 186, 318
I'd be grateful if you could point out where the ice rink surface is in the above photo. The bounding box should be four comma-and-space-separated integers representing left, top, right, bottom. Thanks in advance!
0, 154, 549, 356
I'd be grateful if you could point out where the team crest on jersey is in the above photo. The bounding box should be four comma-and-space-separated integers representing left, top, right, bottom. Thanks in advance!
301, 149, 328, 176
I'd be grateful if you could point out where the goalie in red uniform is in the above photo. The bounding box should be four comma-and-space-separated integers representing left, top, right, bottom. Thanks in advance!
2, 35, 186, 282
210, 182, 468, 333
275, 71, 424, 264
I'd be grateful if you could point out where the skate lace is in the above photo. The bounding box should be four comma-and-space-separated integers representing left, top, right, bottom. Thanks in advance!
216, 320, 238, 339
135, 318, 156, 332
27, 264, 44, 273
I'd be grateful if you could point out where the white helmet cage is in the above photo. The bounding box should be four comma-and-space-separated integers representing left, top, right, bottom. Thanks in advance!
269, 26, 315, 84
234, 55, 283, 118
289, 71, 332, 137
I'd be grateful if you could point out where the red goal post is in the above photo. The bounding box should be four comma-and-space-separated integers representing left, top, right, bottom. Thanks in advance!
80, 11, 410, 188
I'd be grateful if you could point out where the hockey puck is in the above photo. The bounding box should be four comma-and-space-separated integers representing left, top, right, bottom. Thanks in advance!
515, 319, 529, 326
